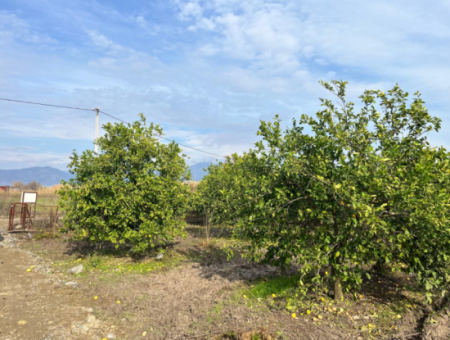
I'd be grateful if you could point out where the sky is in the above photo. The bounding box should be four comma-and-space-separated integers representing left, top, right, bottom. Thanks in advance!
0, 0, 449, 170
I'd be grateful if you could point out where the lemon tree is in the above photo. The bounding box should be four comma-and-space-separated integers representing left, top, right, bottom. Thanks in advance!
59, 114, 192, 252
204, 80, 450, 300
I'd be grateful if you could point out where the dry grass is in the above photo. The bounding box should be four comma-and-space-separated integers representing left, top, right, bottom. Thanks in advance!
185, 180, 198, 192
0, 185, 62, 217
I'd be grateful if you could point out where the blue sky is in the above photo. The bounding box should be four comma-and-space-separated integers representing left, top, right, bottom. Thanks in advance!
0, 0, 449, 170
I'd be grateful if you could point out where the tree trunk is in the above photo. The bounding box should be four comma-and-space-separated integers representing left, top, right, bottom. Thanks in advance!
334, 277, 344, 301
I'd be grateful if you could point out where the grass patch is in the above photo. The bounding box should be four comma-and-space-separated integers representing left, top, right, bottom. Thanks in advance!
54, 248, 189, 276
244, 274, 301, 300
232, 270, 427, 339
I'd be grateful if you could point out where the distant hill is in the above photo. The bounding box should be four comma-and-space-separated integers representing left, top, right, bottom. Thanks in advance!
0, 162, 212, 186
0, 166, 73, 187
188, 162, 212, 181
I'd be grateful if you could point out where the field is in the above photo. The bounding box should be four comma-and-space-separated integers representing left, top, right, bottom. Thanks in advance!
0, 185, 62, 218
1, 190, 449, 340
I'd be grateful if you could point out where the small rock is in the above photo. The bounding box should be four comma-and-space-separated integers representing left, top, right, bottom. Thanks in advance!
87, 314, 100, 328
84, 307, 94, 313
65, 281, 78, 289
67, 264, 84, 274
352, 315, 360, 320
107, 333, 116, 339
28, 233, 33, 239
114, 268, 121, 272
156, 253, 163, 260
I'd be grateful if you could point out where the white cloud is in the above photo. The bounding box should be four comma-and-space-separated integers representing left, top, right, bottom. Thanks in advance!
0, 10, 56, 45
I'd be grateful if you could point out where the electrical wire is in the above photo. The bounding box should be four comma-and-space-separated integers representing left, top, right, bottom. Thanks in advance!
99, 110, 226, 158
0, 96, 227, 159
0, 97, 95, 111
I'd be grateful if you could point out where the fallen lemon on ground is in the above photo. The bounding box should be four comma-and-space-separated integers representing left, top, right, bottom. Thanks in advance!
27, 269, 31, 272
292, 313, 296, 318
117, 300, 121, 304
307, 310, 311, 314
30, 266, 34, 269
243, 295, 248, 299
94, 296, 98, 300
142, 331, 147, 336
272, 294, 276, 298
18, 320, 27, 325
396, 314, 401, 319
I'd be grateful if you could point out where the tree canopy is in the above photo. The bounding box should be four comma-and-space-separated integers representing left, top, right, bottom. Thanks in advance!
200, 80, 450, 301
59, 115, 192, 252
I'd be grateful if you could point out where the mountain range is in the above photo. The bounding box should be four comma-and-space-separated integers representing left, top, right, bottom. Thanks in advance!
0, 162, 212, 186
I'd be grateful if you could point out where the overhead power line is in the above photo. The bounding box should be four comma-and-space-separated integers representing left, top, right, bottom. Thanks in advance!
99, 110, 225, 158
0, 96, 226, 159
0, 97, 95, 111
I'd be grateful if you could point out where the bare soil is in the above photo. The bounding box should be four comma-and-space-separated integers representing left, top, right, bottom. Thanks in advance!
1, 220, 449, 340
0, 233, 115, 339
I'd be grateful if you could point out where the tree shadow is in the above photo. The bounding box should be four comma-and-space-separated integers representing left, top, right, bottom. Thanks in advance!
177, 240, 300, 283
62, 238, 181, 262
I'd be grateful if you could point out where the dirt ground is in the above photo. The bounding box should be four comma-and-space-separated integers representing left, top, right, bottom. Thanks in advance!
1, 220, 450, 340
0, 223, 120, 339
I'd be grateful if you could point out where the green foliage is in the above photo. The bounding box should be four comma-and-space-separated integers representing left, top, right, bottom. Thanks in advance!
200, 80, 450, 300
58, 114, 191, 252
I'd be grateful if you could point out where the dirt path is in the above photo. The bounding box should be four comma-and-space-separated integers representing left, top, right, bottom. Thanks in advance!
0, 229, 117, 340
